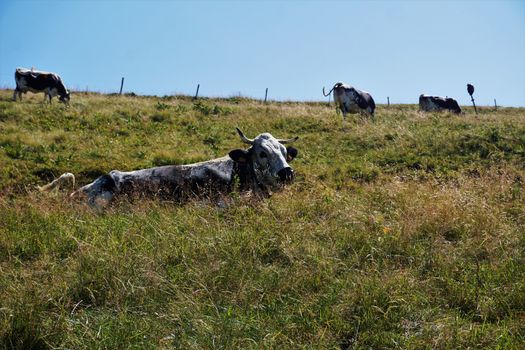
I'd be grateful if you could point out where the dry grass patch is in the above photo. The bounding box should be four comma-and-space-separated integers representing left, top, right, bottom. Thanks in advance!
1, 89, 524, 348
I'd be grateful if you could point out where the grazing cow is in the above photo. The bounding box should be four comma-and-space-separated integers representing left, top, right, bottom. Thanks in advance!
13, 68, 70, 103
419, 94, 461, 114
40, 128, 299, 208
323, 82, 375, 118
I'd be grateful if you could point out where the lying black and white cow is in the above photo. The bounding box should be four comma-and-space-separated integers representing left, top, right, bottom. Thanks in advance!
39, 128, 299, 207
323, 82, 375, 118
419, 94, 461, 114
13, 68, 70, 103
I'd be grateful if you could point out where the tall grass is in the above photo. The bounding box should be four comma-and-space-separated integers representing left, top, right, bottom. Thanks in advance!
0, 90, 524, 348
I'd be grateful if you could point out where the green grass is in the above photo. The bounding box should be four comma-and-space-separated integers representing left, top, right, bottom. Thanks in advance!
1, 89, 524, 349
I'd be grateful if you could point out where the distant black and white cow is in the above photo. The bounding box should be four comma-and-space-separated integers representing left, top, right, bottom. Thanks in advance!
39, 128, 299, 207
419, 94, 461, 114
13, 68, 70, 103
323, 82, 375, 118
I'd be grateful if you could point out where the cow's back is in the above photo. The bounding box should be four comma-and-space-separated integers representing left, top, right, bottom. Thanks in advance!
107, 157, 235, 199
419, 94, 441, 111
15, 68, 64, 93
15, 69, 51, 92
420, 94, 461, 113
334, 85, 374, 115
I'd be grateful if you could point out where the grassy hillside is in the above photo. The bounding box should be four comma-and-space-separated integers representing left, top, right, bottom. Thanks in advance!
1, 89, 524, 349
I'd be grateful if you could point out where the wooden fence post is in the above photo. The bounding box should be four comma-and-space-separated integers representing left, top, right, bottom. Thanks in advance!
387, 96, 390, 108
194, 84, 200, 100
119, 77, 124, 95
494, 99, 497, 110
264, 88, 268, 103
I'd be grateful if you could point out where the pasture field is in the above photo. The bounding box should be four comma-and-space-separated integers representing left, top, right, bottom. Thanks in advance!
0, 89, 524, 349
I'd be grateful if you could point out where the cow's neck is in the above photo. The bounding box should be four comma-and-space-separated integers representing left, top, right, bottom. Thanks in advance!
231, 158, 269, 196
56, 80, 67, 95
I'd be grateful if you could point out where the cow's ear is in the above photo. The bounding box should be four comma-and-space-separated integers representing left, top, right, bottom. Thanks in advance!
286, 147, 298, 162
229, 149, 250, 163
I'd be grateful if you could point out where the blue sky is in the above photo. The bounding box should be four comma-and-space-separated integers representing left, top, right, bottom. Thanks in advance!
1, 0, 524, 106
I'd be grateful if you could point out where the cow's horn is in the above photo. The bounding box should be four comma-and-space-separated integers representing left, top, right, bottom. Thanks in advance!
323, 85, 335, 97
236, 127, 254, 144
277, 136, 299, 144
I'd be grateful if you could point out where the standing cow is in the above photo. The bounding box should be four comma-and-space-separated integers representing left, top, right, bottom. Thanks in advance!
419, 94, 461, 114
323, 82, 375, 120
39, 128, 299, 208
13, 68, 70, 103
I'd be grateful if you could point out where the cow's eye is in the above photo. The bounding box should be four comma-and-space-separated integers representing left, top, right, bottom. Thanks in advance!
259, 151, 267, 158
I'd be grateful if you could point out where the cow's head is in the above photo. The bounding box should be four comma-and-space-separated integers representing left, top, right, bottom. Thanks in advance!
445, 98, 462, 114
229, 128, 299, 191
59, 90, 71, 104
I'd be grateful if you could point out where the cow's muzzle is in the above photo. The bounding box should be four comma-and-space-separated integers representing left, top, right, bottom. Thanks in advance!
277, 167, 295, 183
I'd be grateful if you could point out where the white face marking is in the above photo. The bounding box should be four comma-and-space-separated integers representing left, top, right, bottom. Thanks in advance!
250, 133, 291, 187
420, 96, 445, 111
